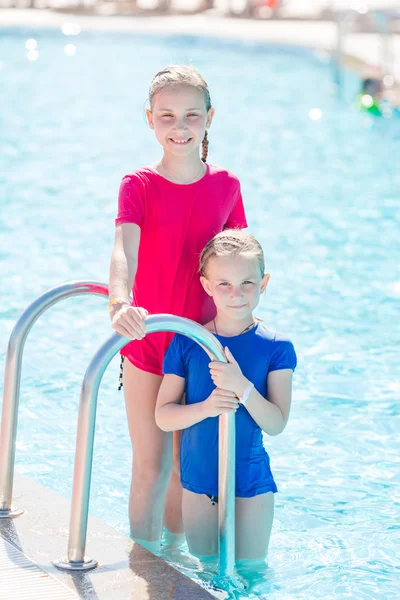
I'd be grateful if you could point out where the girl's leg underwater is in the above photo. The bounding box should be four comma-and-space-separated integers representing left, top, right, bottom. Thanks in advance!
235, 492, 274, 560
183, 489, 275, 560
123, 360, 183, 546
182, 489, 219, 557
163, 429, 184, 536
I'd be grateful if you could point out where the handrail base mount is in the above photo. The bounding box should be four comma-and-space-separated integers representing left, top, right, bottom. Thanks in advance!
53, 557, 98, 571
0, 506, 24, 518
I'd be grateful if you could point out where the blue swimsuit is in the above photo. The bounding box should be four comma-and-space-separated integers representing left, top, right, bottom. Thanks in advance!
163, 323, 297, 498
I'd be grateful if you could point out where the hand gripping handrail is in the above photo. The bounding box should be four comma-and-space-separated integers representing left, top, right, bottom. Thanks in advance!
53, 315, 236, 577
0, 283, 236, 576
0, 281, 109, 517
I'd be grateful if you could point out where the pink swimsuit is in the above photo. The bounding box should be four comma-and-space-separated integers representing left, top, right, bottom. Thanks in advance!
115, 164, 247, 375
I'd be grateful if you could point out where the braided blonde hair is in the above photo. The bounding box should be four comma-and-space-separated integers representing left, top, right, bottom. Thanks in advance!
201, 130, 209, 163
199, 230, 265, 278
149, 65, 212, 163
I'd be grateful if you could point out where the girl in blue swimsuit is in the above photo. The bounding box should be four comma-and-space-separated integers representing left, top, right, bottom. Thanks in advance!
155, 229, 297, 560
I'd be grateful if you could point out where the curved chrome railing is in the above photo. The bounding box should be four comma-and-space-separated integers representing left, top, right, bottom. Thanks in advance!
0, 281, 108, 517
0, 282, 236, 576
53, 315, 236, 576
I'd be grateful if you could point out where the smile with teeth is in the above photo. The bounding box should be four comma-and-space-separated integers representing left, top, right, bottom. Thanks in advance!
170, 138, 192, 144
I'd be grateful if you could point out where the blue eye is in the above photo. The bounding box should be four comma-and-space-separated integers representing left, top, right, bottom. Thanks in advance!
243, 281, 254, 285
219, 282, 229, 286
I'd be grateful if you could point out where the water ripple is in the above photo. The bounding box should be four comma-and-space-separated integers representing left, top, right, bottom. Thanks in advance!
0, 28, 399, 599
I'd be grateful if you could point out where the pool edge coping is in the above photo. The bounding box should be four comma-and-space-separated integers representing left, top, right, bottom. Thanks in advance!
0, 471, 215, 600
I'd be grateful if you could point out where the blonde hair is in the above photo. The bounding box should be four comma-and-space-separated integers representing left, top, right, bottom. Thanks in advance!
149, 65, 212, 162
199, 229, 265, 277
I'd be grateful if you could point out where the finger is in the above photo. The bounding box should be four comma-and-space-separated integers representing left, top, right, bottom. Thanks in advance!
112, 323, 134, 339
224, 347, 237, 364
218, 397, 239, 406
218, 402, 239, 410
137, 307, 149, 320
124, 316, 145, 338
127, 306, 146, 321
216, 393, 238, 402
128, 306, 147, 322
216, 389, 237, 397
120, 317, 146, 339
208, 361, 224, 370
217, 406, 238, 414
215, 395, 239, 405
126, 327, 145, 340
210, 367, 225, 376
137, 313, 148, 334
125, 312, 146, 336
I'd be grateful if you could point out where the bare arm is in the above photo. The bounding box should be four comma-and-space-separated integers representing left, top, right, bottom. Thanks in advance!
109, 223, 140, 302
242, 369, 293, 436
155, 375, 239, 433
156, 375, 203, 432
109, 223, 147, 339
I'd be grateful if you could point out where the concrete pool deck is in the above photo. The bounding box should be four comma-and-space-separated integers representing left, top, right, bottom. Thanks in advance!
1, 6, 400, 83
0, 473, 215, 600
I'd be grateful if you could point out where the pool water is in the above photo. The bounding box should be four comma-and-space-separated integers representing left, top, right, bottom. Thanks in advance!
1, 26, 399, 599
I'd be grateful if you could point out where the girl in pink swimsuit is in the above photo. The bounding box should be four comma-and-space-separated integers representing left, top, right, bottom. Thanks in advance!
108, 65, 247, 551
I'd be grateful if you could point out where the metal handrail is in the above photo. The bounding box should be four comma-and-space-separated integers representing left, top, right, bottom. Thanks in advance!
0, 281, 108, 516
53, 315, 236, 576
0, 282, 236, 576
334, 8, 394, 91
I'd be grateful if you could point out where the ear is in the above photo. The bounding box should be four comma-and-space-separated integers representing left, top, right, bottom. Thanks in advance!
260, 273, 270, 294
146, 109, 154, 130
200, 276, 213, 297
206, 107, 215, 129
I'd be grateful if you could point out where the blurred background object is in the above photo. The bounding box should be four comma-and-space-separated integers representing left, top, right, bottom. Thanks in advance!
1, 0, 400, 22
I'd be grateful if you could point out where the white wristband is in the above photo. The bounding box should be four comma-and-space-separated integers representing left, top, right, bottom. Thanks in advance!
240, 382, 254, 407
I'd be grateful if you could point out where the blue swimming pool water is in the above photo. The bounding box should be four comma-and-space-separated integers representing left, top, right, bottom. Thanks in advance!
1, 25, 399, 599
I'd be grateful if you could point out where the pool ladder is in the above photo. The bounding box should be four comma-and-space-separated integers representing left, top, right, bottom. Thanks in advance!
333, 7, 395, 91
0, 282, 236, 576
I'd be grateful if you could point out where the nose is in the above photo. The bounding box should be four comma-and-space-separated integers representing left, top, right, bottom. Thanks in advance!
173, 116, 187, 131
230, 285, 243, 299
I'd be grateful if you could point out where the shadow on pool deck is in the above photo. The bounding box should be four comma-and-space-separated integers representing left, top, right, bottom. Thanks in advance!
0, 473, 215, 600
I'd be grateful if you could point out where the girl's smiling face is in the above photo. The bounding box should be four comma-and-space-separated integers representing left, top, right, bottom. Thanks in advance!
200, 254, 270, 321
147, 86, 214, 156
